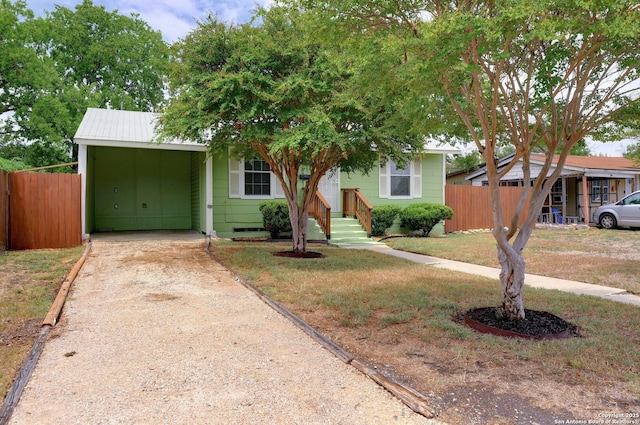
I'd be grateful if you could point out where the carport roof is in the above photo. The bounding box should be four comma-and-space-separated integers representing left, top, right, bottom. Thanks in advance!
74, 108, 207, 152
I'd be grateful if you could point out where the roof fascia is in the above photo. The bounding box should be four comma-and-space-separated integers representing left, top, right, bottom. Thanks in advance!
74, 138, 208, 152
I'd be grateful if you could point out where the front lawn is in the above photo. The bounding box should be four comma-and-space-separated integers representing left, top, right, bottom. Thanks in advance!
209, 240, 640, 423
385, 227, 640, 294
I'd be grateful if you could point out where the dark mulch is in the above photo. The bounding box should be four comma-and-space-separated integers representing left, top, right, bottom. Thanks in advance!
272, 251, 325, 259
463, 307, 577, 339
232, 236, 327, 245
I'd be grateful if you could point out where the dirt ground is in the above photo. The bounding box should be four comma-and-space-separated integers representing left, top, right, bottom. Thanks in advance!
5, 238, 440, 425
315, 322, 639, 425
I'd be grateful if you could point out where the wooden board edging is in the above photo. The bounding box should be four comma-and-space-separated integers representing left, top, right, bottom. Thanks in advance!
0, 242, 91, 425
0, 327, 51, 425
42, 242, 92, 327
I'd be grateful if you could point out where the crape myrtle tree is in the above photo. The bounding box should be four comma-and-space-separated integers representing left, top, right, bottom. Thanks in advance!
158, 6, 424, 254
305, 0, 640, 318
1, 0, 168, 167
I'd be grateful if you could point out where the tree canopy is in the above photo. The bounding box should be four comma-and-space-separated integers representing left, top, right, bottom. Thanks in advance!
624, 142, 640, 166
159, 7, 424, 253
0, 0, 168, 168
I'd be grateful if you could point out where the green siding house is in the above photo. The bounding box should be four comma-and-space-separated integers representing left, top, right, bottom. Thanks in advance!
75, 108, 458, 238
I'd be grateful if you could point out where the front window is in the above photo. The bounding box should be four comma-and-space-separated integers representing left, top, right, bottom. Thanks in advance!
379, 158, 421, 199
390, 161, 411, 197
244, 158, 271, 196
591, 180, 609, 203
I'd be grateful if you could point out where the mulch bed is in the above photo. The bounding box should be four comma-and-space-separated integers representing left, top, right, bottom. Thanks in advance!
272, 251, 325, 259
462, 307, 577, 340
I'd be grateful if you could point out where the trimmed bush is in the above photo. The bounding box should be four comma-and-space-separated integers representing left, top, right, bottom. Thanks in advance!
259, 200, 292, 239
399, 203, 454, 237
371, 205, 402, 237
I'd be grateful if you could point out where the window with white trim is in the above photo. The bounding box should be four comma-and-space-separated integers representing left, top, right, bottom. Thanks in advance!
379, 159, 422, 199
229, 156, 285, 199
390, 161, 411, 196
591, 180, 609, 203
244, 158, 271, 196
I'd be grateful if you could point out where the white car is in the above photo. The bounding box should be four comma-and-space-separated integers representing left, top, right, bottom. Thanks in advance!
593, 190, 640, 229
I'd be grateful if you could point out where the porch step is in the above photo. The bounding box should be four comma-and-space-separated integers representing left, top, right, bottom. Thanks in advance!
328, 217, 385, 247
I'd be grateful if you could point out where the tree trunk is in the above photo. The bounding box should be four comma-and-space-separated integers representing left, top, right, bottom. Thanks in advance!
497, 246, 526, 320
291, 207, 309, 253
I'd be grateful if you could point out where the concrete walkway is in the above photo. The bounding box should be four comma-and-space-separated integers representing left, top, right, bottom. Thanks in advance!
356, 245, 640, 307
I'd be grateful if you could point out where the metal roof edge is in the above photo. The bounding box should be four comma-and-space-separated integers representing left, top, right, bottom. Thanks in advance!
73, 137, 208, 152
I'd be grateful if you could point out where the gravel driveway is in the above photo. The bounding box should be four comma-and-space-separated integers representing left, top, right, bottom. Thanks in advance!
9, 235, 442, 425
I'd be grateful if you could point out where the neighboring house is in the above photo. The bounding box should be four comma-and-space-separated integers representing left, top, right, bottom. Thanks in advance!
446, 166, 483, 186
74, 108, 459, 238
466, 153, 640, 224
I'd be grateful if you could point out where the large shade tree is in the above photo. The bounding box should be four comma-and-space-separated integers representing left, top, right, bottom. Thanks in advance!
1, 0, 168, 167
159, 7, 423, 254
305, 0, 640, 318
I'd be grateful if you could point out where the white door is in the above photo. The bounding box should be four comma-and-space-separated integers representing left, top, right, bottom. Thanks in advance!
318, 168, 341, 213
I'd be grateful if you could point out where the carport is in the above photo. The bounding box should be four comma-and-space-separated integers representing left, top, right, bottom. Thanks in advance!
75, 108, 213, 236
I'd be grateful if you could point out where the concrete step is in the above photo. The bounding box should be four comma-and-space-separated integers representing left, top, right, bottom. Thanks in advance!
328, 218, 385, 247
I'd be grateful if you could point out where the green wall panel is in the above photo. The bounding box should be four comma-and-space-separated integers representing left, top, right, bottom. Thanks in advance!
211, 153, 268, 237
340, 154, 446, 235
340, 154, 444, 206
93, 147, 192, 231
190, 152, 205, 232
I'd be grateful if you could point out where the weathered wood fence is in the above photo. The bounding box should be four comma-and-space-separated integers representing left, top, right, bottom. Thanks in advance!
0, 170, 7, 251
445, 186, 531, 233
2, 171, 81, 250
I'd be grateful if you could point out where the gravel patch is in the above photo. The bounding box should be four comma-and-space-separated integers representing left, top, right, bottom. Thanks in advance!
8, 238, 442, 425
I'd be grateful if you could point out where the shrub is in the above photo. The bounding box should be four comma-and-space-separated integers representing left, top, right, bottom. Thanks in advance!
399, 203, 454, 237
259, 200, 292, 239
371, 205, 402, 237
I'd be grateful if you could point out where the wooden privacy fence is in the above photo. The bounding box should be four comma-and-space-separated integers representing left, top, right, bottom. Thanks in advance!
0, 170, 7, 251
8, 172, 81, 250
445, 186, 531, 233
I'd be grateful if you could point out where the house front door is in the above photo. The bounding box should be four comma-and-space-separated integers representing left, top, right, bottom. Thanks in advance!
318, 168, 341, 213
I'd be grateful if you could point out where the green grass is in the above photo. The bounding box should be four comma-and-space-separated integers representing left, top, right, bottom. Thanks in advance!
210, 240, 640, 401
0, 245, 85, 397
385, 228, 640, 293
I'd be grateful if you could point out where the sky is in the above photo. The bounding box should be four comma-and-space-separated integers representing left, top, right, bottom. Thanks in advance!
25, 1, 639, 157
588, 138, 635, 157
27, 0, 270, 43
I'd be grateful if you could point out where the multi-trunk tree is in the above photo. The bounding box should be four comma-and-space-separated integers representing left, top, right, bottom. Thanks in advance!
159, 7, 423, 254
305, 0, 640, 318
